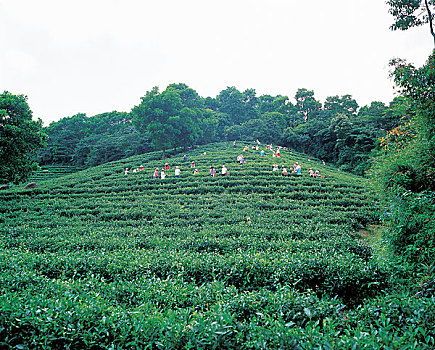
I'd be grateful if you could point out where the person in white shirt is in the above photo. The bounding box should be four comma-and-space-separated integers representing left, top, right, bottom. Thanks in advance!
174, 166, 181, 178
282, 165, 288, 176
222, 165, 228, 176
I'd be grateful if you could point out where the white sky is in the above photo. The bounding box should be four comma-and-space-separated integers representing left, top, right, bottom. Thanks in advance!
0, 0, 433, 126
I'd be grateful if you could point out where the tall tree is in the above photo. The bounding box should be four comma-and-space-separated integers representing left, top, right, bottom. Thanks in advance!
294, 88, 321, 123
46, 113, 88, 164
0, 91, 47, 184
132, 84, 211, 158
324, 95, 359, 117
387, 0, 435, 46
199, 109, 218, 144
216, 87, 246, 125
257, 95, 276, 115
242, 88, 259, 119
132, 87, 179, 159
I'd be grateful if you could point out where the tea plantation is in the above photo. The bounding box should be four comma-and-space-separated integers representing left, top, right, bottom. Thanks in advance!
1, 142, 434, 349
26, 166, 86, 183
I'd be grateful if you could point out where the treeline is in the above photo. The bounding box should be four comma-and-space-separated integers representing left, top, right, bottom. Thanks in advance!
36, 112, 152, 167
37, 83, 405, 175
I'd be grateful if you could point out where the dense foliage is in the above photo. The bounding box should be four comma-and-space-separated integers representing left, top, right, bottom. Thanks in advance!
36, 111, 152, 168
0, 91, 47, 184
371, 52, 435, 263
131, 84, 217, 159
1, 142, 434, 348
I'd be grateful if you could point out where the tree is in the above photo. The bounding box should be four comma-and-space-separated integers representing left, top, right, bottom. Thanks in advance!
370, 52, 435, 262
259, 112, 287, 143
387, 0, 435, 46
294, 88, 321, 123
258, 94, 293, 120
204, 97, 219, 111
198, 109, 218, 144
235, 112, 287, 144
242, 88, 259, 119
48, 113, 88, 164
324, 95, 359, 118
387, 52, 435, 190
132, 84, 211, 158
172, 107, 202, 150
272, 96, 293, 120
216, 87, 246, 125
258, 95, 276, 114
132, 87, 178, 159
37, 111, 152, 167
0, 91, 47, 184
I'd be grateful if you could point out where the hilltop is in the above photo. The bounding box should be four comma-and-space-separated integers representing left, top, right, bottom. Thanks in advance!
0, 142, 431, 348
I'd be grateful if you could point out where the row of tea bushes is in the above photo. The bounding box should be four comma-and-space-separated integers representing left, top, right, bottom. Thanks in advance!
1, 242, 386, 302
1, 142, 424, 348
1, 278, 434, 348
27, 165, 85, 183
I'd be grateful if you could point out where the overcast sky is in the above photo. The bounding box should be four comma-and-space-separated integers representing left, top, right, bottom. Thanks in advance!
0, 0, 433, 126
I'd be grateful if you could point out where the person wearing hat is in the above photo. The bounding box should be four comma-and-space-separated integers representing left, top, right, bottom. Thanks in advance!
164, 163, 170, 170
153, 168, 159, 179
175, 166, 181, 178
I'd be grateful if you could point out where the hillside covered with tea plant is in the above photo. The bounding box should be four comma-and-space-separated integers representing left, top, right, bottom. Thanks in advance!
1, 142, 433, 349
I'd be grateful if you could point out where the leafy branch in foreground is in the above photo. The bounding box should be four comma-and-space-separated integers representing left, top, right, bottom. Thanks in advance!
387, 0, 435, 46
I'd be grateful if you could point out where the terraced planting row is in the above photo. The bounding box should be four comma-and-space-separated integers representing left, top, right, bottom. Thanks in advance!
1, 142, 430, 348
26, 165, 85, 183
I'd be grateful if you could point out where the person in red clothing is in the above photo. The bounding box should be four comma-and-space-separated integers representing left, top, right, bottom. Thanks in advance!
164, 163, 170, 170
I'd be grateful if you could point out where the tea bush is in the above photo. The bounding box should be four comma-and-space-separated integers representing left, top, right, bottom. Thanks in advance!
0, 141, 430, 348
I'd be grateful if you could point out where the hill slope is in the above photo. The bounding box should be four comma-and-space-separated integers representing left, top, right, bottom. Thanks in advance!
0, 142, 428, 348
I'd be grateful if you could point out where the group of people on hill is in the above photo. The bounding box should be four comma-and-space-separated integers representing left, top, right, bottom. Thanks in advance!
124, 153, 228, 178
259, 144, 283, 158
124, 140, 326, 179
152, 163, 183, 179
273, 162, 303, 176
145, 163, 228, 178
309, 168, 324, 178
124, 165, 144, 175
